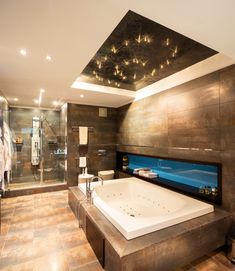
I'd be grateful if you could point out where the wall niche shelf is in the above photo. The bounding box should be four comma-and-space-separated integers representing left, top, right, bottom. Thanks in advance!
116, 151, 222, 205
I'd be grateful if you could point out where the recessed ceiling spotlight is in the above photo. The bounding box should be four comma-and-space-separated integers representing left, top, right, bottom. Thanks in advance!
13, 98, 18, 102
80, 94, 84, 98
34, 99, 39, 104
40, 88, 45, 93
53, 101, 58, 106
19, 49, 27, 56
46, 55, 52, 61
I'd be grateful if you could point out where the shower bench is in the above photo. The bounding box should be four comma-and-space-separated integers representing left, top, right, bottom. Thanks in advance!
68, 186, 232, 271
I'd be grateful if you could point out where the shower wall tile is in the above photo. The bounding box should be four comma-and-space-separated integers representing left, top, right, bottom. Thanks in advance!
117, 64, 235, 219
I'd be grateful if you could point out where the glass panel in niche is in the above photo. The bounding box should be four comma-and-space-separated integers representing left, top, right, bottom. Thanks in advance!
119, 153, 221, 204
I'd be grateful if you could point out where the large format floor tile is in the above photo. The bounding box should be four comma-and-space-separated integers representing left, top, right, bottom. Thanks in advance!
0, 190, 234, 271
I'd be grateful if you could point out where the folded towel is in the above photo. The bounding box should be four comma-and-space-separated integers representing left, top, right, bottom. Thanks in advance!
79, 126, 88, 145
79, 157, 87, 167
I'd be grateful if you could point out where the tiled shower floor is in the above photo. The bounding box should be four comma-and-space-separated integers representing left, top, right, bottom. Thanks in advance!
0, 190, 234, 271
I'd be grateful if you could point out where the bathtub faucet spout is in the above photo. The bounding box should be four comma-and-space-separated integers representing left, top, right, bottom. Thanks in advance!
86, 176, 103, 204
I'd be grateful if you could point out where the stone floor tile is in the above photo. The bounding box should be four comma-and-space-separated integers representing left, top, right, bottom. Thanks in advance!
65, 243, 97, 269
60, 231, 87, 250
33, 252, 69, 271
0, 190, 234, 271
71, 261, 103, 271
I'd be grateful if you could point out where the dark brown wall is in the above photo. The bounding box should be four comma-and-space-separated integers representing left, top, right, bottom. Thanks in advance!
117, 64, 235, 221
67, 103, 117, 186
9, 107, 61, 181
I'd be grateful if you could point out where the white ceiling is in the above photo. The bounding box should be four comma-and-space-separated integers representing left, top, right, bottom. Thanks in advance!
0, 0, 235, 109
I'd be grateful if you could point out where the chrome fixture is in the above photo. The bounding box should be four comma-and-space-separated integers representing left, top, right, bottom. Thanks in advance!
86, 176, 103, 204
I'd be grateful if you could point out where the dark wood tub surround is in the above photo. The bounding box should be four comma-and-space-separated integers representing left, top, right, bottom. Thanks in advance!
68, 186, 232, 271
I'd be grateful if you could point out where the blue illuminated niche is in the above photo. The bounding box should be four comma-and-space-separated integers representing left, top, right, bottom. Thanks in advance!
117, 152, 221, 204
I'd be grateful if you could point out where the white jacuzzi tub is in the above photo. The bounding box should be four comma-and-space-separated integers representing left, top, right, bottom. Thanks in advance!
79, 177, 214, 240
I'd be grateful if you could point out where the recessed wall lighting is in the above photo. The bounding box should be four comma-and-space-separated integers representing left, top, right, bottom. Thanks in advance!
80, 94, 84, 98
13, 98, 18, 102
46, 55, 52, 61
53, 101, 58, 106
19, 49, 27, 56
40, 88, 45, 93
34, 99, 39, 104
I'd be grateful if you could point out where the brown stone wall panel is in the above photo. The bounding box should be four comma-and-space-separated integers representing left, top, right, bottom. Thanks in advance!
221, 126, 235, 151
89, 132, 116, 145
143, 93, 168, 116
167, 81, 219, 114
153, 231, 202, 271
120, 117, 145, 134
87, 156, 116, 175
220, 101, 235, 127
122, 247, 156, 271
221, 150, 235, 177
117, 145, 169, 158
168, 105, 220, 131
222, 175, 235, 213
168, 147, 221, 163
120, 215, 230, 271
141, 132, 168, 148
168, 128, 220, 150
67, 103, 117, 186
117, 132, 168, 148
105, 241, 122, 271
165, 71, 220, 98
145, 115, 168, 133
220, 65, 235, 103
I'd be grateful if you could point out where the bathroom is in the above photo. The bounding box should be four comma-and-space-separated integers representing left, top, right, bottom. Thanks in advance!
0, 1, 235, 271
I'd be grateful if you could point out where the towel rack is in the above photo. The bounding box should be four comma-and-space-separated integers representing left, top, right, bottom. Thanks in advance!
72, 126, 94, 132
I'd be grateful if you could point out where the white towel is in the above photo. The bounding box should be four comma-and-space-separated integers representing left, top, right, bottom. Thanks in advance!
79, 157, 87, 167
79, 126, 88, 145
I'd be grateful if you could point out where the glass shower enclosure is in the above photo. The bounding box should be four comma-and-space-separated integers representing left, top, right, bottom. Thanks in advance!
8, 107, 66, 190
